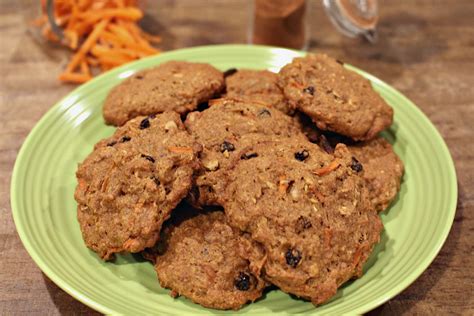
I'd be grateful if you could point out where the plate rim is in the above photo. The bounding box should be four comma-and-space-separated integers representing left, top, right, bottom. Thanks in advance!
10, 44, 458, 315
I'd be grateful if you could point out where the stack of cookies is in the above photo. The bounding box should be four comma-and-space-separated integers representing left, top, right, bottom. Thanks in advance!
74, 54, 404, 310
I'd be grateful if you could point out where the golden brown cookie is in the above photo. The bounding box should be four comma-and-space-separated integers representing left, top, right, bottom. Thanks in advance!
225, 69, 293, 115
297, 117, 404, 212
221, 139, 382, 305
184, 98, 306, 206
103, 61, 224, 126
75, 112, 202, 260
348, 137, 404, 211
151, 206, 267, 310
278, 54, 393, 140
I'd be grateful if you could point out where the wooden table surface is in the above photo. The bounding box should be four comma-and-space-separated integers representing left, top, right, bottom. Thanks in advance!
1, 0, 473, 314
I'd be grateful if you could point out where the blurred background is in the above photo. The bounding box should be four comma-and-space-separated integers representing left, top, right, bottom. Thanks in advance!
1, 0, 473, 315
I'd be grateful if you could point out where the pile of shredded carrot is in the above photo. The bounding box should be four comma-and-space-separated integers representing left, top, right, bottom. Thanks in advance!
33, 0, 161, 83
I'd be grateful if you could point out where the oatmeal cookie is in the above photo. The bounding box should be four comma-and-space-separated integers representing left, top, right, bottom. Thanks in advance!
75, 112, 201, 260
152, 207, 267, 310
103, 61, 224, 126
225, 69, 293, 115
221, 139, 383, 305
278, 54, 393, 140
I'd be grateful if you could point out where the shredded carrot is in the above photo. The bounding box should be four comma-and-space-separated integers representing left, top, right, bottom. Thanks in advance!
34, 0, 161, 84
313, 159, 341, 176
208, 99, 225, 106
167, 146, 194, 154
65, 18, 110, 73
278, 176, 290, 194
78, 8, 143, 24
86, 57, 99, 66
141, 31, 162, 44
352, 247, 363, 267
107, 23, 135, 45
64, 30, 79, 50
58, 72, 92, 84
80, 61, 91, 77
323, 228, 332, 248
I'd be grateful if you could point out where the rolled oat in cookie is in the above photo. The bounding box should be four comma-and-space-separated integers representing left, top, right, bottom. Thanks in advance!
221, 139, 383, 305
148, 205, 267, 310
103, 61, 224, 126
185, 98, 307, 206
225, 69, 294, 115
278, 54, 393, 141
74, 112, 202, 260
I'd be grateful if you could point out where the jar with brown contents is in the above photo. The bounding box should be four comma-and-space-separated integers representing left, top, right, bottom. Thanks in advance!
250, 0, 307, 50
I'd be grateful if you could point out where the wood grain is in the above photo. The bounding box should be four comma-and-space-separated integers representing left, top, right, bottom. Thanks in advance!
1, 0, 473, 314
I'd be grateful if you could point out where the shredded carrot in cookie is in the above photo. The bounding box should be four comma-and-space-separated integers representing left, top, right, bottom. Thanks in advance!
35, 0, 161, 84
352, 247, 363, 267
208, 98, 225, 106
278, 176, 290, 194
313, 159, 341, 176
323, 228, 333, 248
167, 146, 194, 154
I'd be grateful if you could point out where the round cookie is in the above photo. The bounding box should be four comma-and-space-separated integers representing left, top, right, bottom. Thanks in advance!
278, 54, 393, 141
74, 112, 202, 260
103, 61, 225, 126
185, 98, 306, 206
152, 207, 267, 310
221, 139, 383, 305
297, 117, 404, 212
348, 137, 404, 212
225, 69, 294, 115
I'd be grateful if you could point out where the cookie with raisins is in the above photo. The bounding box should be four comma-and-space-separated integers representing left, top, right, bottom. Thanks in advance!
278, 54, 393, 141
221, 139, 383, 305
184, 98, 306, 206
103, 61, 224, 126
296, 114, 404, 212
75, 112, 202, 260
150, 205, 267, 310
347, 137, 404, 211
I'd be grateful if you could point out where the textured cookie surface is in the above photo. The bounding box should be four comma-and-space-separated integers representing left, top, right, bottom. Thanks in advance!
278, 54, 393, 140
153, 207, 267, 310
221, 139, 383, 305
103, 61, 224, 126
185, 98, 306, 205
75, 112, 201, 260
348, 137, 404, 211
225, 69, 293, 115
298, 118, 405, 212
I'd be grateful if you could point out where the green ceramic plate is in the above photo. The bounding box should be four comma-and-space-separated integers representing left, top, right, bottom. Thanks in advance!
11, 45, 457, 315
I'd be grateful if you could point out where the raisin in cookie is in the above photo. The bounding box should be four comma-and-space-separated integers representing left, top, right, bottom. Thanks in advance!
221, 139, 382, 305
225, 69, 293, 115
184, 98, 306, 206
278, 54, 393, 140
348, 137, 404, 211
103, 61, 224, 126
151, 206, 267, 310
75, 112, 202, 260
298, 120, 405, 212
